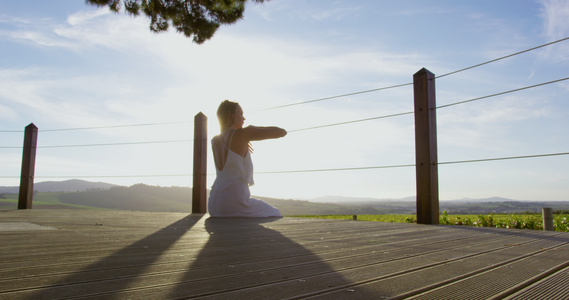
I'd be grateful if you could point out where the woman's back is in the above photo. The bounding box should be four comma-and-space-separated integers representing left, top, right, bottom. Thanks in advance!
211, 130, 254, 189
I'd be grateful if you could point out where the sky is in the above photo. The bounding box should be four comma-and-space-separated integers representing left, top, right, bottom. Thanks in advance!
0, 0, 568, 201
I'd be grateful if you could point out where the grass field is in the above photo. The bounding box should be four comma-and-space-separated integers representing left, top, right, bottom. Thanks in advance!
0, 193, 112, 210
290, 211, 569, 232
3, 192, 567, 232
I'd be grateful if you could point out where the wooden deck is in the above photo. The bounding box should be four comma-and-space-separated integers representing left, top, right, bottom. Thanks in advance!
1, 210, 568, 299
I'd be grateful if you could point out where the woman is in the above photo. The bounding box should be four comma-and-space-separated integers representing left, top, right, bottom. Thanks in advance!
208, 100, 287, 217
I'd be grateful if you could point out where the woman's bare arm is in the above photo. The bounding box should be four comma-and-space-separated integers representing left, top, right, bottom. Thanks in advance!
242, 125, 287, 141
230, 126, 287, 156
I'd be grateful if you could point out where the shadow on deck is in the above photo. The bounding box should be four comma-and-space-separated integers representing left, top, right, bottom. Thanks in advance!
1, 210, 568, 299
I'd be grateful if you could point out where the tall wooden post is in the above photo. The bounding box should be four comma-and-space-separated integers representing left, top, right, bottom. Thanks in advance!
18, 123, 38, 209
413, 68, 439, 224
192, 112, 208, 213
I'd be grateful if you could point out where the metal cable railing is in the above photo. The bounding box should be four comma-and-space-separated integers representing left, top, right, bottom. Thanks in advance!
1, 37, 568, 184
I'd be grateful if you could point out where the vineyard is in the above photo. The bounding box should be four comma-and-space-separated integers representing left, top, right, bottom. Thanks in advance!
292, 211, 569, 232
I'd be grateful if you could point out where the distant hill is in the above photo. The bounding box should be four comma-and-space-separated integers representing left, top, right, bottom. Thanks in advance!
1, 180, 567, 215
305, 195, 522, 204
0, 179, 118, 193
445, 197, 517, 203
57, 184, 192, 212
299, 195, 568, 215
307, 195, 417, 203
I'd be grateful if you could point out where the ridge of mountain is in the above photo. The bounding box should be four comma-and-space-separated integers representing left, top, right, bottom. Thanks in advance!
305, 195, 523, 204
1, 180, 567, 214
1, 180, 566, 205
0, 179, 118, 193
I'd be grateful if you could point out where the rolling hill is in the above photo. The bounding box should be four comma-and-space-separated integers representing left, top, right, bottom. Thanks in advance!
0, 179, 117, 193
1, 180, 568, 215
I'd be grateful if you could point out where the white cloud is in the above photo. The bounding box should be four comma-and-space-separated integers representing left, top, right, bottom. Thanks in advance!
311, 6, 364, 21
539, 0, 569, 60
248, 1, 290, 21
54, 9, 152, 52
541, 0, 569, 39
0, 69, 106, 127
8, 29, 77, 48
466, 95, 549, 124
250, 1, 365, 22
0, 8, 151, 52
0, 14, 78, 49
66, 8, 110, 26
0, 101, 18, 122
0, 14, 31, 24
0, 69, 48, 107
0, 152, 21, 186
1, 5, 421, 121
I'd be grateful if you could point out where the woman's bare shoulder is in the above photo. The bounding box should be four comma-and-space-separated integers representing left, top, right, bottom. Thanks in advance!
211, 135, 223, 147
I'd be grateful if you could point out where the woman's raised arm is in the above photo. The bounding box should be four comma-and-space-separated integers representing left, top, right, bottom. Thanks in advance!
241, 125, 287, 142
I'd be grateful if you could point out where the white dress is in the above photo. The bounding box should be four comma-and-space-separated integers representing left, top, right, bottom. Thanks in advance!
208, 131, 281, 217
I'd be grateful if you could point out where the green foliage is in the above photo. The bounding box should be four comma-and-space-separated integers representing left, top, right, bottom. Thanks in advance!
85, 0, 268, 44
438, 211, 569, 232
0, 192, 110, 210
289, 214, 419, 223
293, 212, 569, 232
554, 216, 569, 231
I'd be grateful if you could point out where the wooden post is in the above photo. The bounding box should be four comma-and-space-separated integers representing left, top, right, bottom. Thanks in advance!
543, 207, 553, 231
192, 112, 208, 213
18, 123, 38, 209
413, 68, 439, 225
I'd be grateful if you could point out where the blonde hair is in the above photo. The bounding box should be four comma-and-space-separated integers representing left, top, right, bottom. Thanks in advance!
216, 100, 240, 131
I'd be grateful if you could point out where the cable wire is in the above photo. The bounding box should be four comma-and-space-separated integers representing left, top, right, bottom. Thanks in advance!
1, 121, 191, 135
436, 76, 569, 110
38, 139, 193, 148
6, 174, 194, 179
281, 75, 569, 135
436, 36, 569, 79
2, 152, 566, 179
256, 36, 569, 112
0, 130, 23, 133
255, 163, 416, 174
1, 139, 194, 149
4, 74, 567, 148
255, 152, 569, 174
255, 82, 413, 112
288, 111, 414, 133
3, 37, 567, 136
438, 152, 569, 165
40, 121, 191, 132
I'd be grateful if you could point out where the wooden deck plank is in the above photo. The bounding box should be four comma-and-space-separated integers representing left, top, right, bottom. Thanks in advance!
505, 265, 569, 299
186, 231, 567, 299
1, 232, 532, 298
301, 234, 569, 299
1, 210, 568, 299
0, 227, 500, 290
409, 243, 569, 299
